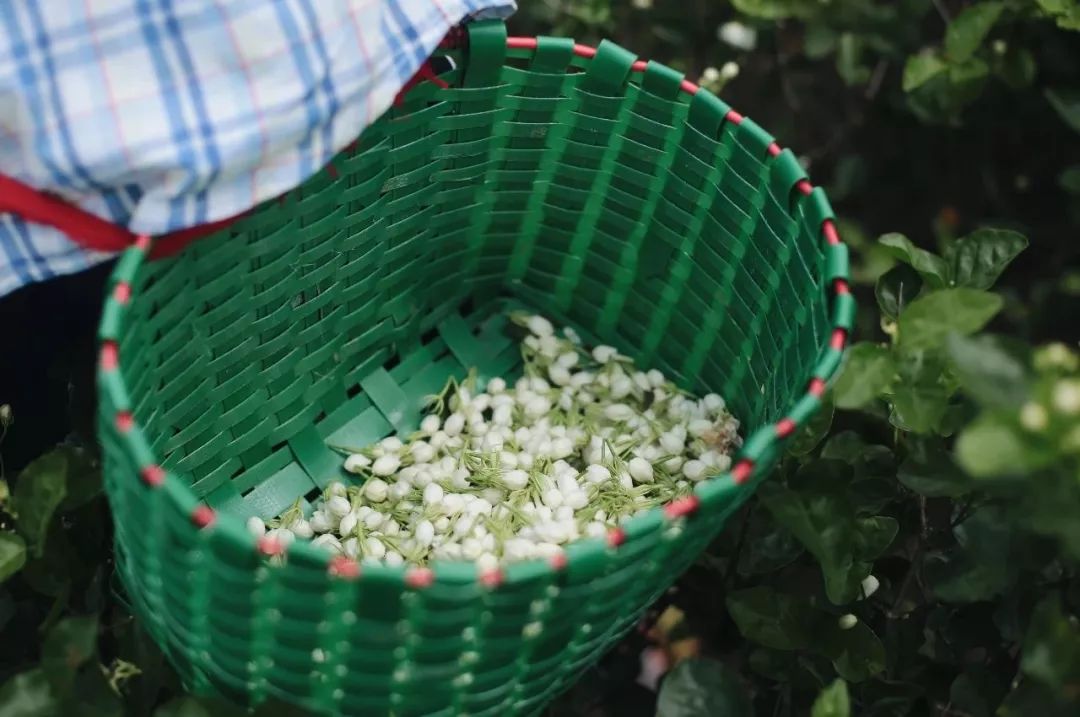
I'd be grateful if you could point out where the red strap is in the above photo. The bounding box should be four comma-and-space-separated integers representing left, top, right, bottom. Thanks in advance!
0, 173, 243, 258
393, 60, 450, 107
0, 174, 133, 252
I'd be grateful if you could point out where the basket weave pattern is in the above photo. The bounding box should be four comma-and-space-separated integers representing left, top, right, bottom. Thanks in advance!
97, 21, 853, 716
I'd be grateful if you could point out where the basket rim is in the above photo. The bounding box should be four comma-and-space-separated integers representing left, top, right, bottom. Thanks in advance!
96, 32, 853, 590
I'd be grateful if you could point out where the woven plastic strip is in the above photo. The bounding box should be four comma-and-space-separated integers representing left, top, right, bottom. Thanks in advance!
95, 20, 851, 716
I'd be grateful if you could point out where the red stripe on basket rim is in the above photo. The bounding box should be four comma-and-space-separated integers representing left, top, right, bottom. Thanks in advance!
329, 556, 360, 579
406, 567, 435, 589
767, 142, 781, 157
664, 495, 700, 519
191, 505, 216, 528
830, 328, 848, 351
732, 460, 754, 484
796, 180, 813, 196
775, 418, 796, 438
115, 411, 134, 433
823, 220, 841, 245
479, 569, 504, 588
258, 534, 284, 556
113, 282, 131, 304
549, 551, 568, 570
140, 465, 165, 487
834, 279, 851, 295
809, 378, 827, 397
100, 341, 119, 371
607, 527, 626, 547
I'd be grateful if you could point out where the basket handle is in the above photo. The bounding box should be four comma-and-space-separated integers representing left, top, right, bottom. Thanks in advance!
0, 172, 242, 258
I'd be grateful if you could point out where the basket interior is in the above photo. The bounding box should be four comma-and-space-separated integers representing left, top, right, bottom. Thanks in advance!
111, 40, 830, 523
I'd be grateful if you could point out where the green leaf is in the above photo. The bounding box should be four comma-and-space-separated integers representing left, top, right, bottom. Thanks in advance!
889, 350, 952, 434
876, 264, 923, 321
903, 51, 947, 92
0, 531, 27, 583
1021, 597, 1080, 697
946, 333, 1030, 408
1046, 88, 1080, 134
812, 679, 850, 717
833, 344, 896, 410
854, 516, 899, 559
788, 394, 834, 456
822, 621, 886, 682
0, 670, 60, 717
949, 669, 1007, 717
897, 288, 1003, 350
42, 615, 99, 693
924, 507, 1020, 601
1060, 165, 1080, 195
12, 450, 69, 557
999, 681, 1080, 717
878, 233, 949, 287
731, 0, 820, 20
736, 512, 805, 576
955, 414, 1029, 477
804, 23, 838, 59
836, 33, 871, 86
995, 46, 1037, 89
62, 666, 121, 717
944, 228, 1028, 290
898, 436, 971, 497
655, 657, 755, 717
726, 586, 817, 650
760, 481, 892, 604
945, 2, 1004, 62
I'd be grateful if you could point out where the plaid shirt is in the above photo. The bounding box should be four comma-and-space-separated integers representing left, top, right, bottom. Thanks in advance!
0, 0, 514, 297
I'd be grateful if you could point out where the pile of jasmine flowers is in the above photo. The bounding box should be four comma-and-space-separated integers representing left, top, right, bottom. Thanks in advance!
247, 314, 740, 571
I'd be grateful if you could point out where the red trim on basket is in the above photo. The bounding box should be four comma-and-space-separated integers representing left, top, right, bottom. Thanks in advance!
573, 44, 596, 58
479, 569, 504, 588
834, 279, 850, 295
406, 567, 435, 589
258, 534, 284, 556
100, 341, 118, 371
732, 460, 754, 484
113, 282, 131, 304
823, 220, 840, 245
329, 556, 360, 579
115, 411, 133, 433
725, 110, 744, 124
664, 495, 700, 519
796, 180, 813, 196
549, 552, 568, 570
631, 60, 648, 72
191, 505, 215, 528
830, 329, 847, 351
507, 36, 538, 50
775, 418, 796, 438
140, 465, 165, 487
809, 378, 827, 397
393, 60, 450, 107
680, 79, 700, 95
767, 142, 781, 157
607, 527, 626, 547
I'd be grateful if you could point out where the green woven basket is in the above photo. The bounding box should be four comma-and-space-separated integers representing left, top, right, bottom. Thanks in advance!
96, 19, 853, 717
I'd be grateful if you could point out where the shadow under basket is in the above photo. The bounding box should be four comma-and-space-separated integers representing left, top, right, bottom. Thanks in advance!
96, 19, 852, 717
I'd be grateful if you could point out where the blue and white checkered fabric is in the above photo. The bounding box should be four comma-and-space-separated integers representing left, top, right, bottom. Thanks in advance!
0, 0, 514, 297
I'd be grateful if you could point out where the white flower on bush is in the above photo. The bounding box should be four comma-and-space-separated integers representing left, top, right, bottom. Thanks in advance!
718, 21, 757, 51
